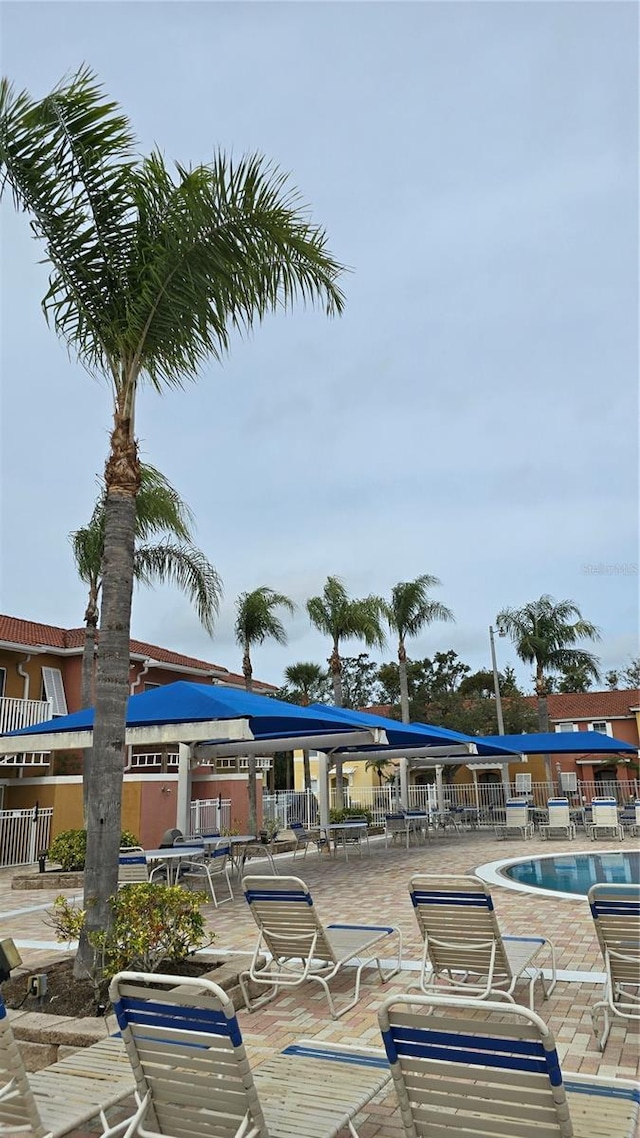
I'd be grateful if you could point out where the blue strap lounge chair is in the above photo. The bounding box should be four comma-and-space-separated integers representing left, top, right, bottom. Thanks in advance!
377, 992, 639, 1138
409, 873, 556, 1008
240, 874, 402, 1018
588, 882, 640, 1050
109, 971, 391, 1138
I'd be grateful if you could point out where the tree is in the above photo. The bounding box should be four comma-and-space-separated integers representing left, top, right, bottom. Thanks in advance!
496, 594, 601, 782
556, 661, 595, 693
384, 576, 454, 723
340, 654, 380, 709
281, 662, 329, 790
235, 587, 295, 833
0, 67, 344, 976
606, 659, 640, 690
72, 463, 220, 709
306, 576, 386, 807
365, 755, 394, 787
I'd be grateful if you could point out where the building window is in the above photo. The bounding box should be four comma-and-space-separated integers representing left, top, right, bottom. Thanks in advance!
515, 773, 532, 794
555, 722, 575, 733
0, 668, 5, 699
41, 667, 68, 716
590, 721, 611, 736
560, 771, 578, 792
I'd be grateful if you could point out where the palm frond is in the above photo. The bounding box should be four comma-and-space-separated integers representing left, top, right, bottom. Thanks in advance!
234, 586, 295, 649
133, 542, 221, 634
134, 464, 194, 542
69, 520, 104, 587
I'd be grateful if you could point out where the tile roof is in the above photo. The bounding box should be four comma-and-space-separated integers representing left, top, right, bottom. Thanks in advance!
0, 614, 277, 691
523, 690, 639, 719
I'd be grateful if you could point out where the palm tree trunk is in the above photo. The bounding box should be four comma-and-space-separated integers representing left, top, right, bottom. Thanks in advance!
330, 641, 344, 810
535, 667, 553, 787
81, 592, 99, 826
302, 749, 311, 792
243, 650, 258, 834
398, 641, 410, 724
75, 415, 139, 979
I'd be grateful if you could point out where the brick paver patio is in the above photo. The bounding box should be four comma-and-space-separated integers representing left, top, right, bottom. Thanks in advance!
3, 828, 638, 1135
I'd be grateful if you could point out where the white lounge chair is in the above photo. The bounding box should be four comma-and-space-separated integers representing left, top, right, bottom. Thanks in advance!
409, 873, 556, 1009
495, 798, 534, 839
108, 971, 391, 1138
240, 874, 402, 1018
588, 882, 640, 1050
0, 994, 134, 1138
589, 798, 624, 841
378, 992, 639, 1138
539, 798, 576, 841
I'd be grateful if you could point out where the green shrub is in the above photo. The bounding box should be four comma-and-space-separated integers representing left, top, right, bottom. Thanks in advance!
47, 828, 139, 871
50, 882, 209, 978
329, 807, 373, 826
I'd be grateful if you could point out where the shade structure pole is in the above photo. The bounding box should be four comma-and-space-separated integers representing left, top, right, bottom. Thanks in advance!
435, 764, 445, 816
472, 768, 480, 814
176, 744, 192, 835
490, 623, 511, 803
318, 751, 329, 830
400, 756, 409, 810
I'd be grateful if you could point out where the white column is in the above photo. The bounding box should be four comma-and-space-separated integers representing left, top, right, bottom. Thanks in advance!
176, 743, 192, 835
472, 769, 480, 813
318, 751, 329, 829
435, 764, 445, 815
400, 756, 409, 810
501, 763, 511, 803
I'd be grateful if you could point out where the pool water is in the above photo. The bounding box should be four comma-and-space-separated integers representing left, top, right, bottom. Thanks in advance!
504, 851, 640, 896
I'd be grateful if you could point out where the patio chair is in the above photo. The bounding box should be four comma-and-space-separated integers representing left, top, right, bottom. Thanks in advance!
109, 971, 391, 1138
377, 992, 640, 1138
342, 814, 371, 855
385, 813, 411, 848
240, 874, 402, 1018
539, 797, 576, 841
588, 882, 640, 1050
495, 798, 534, 840
409, 873, 556, 1009
118, 846, 154, 887
589, 797, 624, 841
619, 800, 640, 836
179, 840, 234, 907
290, 820, 327, 858
0, 993, 134, 1138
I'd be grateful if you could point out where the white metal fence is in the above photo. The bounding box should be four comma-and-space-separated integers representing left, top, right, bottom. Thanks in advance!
188, 798, 231, 836
264, 777, 639, 831
0, 806, 53, 867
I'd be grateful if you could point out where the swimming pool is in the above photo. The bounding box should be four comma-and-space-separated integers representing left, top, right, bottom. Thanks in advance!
502, 851, 640, 896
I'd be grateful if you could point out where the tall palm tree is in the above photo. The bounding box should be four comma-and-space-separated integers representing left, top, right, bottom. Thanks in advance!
235, 587, 296, 833
0, 67, 344, 975
283, 661, 328, 790
72, 463, 220, 709
384, 575, 454, 723
496, 594, 601, 783
307, 576, 386, 807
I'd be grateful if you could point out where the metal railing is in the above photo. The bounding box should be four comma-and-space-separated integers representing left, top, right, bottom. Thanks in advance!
0, 696, 52, 733
0, 806, 53, 867
188, 798, 231, 836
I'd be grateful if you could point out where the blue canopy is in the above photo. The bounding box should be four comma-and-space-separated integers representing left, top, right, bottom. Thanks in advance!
306, 704, 516, 755
6, 681, 380, 741
471, 731, 636, 755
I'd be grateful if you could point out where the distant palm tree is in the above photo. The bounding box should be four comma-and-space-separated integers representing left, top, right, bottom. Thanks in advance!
365, 755, 394, 787
235, 587, 296, 833
283, 661, 329, 790
384, 576, 454, 723
72, 464, 220, 708
307, 576, 386, 807
497, 594, 601, 783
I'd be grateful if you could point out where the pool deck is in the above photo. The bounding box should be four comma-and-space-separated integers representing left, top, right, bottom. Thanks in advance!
3, 828, 639, 1136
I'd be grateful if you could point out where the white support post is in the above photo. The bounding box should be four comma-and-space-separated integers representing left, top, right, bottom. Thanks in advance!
435, 765, 445, 816
176, 743, 192, 835
501, 763, 511, 803
472, 769, 480, 814
400, 756, 409, 810
318, 751, 329, 829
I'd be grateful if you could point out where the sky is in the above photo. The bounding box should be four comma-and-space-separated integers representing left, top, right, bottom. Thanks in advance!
1, 1, 638, 695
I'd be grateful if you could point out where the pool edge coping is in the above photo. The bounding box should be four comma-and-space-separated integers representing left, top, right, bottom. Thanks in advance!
474, 847, 632, 901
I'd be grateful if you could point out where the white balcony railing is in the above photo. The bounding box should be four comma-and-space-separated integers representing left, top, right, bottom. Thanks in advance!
0, 696, 53, 734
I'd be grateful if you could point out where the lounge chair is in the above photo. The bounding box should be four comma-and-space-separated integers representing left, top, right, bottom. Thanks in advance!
539, 797, 576, 841
118, 847, 150, 887
108, 971, 391, 1138
0, 994, 134, 1138
409, 873, 556, 1009
588, 882, 640, 1050
179, 840, 234, 907
619, 800, 640, 836
495, 798, 534, 839
589, 798, 624, 841
240, 874, 402, 1018
377, 992, 639, 1138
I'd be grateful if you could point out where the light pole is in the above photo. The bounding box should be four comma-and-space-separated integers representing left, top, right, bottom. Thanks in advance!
489, 625, 510, 803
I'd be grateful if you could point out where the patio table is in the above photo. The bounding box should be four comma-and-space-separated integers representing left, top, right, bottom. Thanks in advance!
321, 822, 370, 860
145, 845, 205, 885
